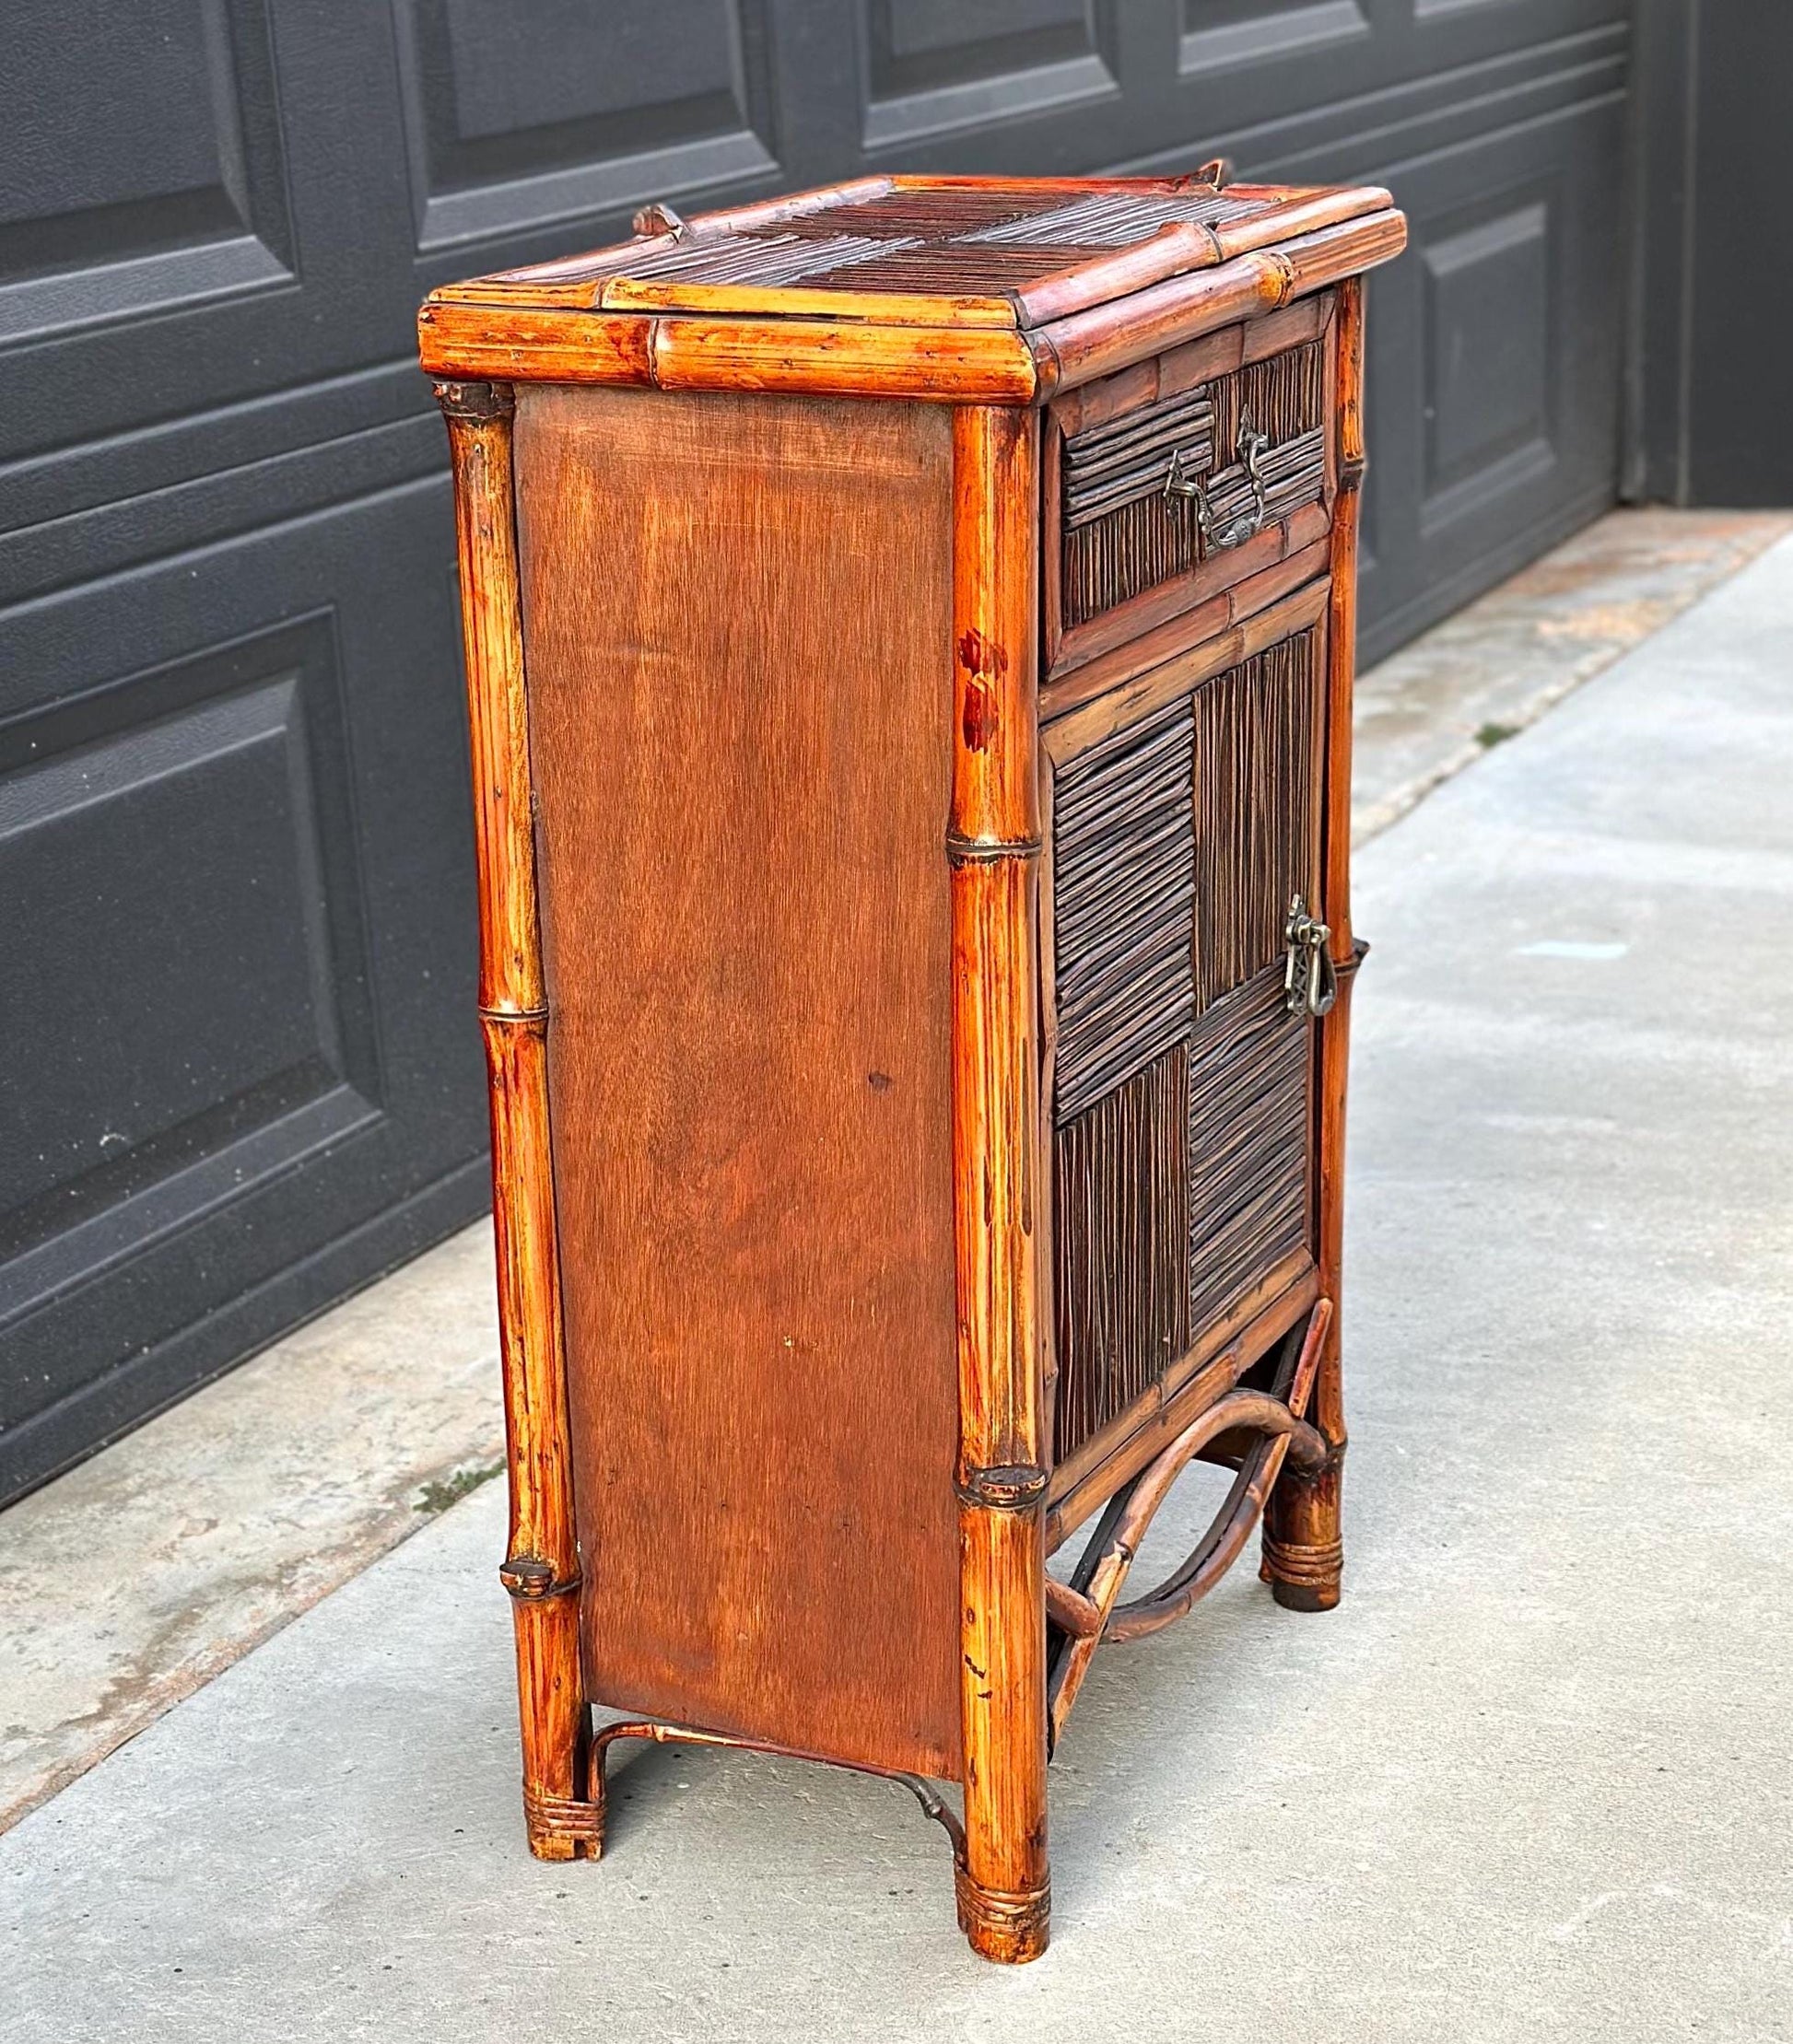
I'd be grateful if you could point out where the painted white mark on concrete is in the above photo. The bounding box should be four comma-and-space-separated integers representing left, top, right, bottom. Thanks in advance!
1551, 1891, 1623, 1942
1515, 940, 1629, 961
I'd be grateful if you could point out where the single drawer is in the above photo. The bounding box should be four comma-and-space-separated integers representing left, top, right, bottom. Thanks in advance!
1042, 293, 1338, 686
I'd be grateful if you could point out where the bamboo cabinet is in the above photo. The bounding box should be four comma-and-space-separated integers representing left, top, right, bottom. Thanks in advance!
422, 173, 1405, 1962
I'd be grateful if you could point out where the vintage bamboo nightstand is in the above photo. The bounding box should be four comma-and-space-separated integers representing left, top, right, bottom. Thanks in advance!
421, 170, 1405, 1963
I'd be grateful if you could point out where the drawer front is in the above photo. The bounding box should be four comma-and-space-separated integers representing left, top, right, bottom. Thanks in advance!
1044, 294, 1336, 683
1043, 593, 1327, 1465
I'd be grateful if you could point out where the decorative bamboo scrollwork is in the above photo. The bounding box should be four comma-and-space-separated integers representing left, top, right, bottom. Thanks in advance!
1045, 1297, 1333, 1746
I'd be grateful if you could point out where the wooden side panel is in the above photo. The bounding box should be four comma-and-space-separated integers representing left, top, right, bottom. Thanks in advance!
512, 386, 961, 1780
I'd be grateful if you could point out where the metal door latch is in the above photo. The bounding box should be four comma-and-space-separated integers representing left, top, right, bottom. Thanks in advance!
1284, 895, 1338, 1017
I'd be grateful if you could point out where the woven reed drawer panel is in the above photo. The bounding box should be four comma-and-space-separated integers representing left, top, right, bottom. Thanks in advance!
1043, 297, 1339, 698
421, 171, 1404, 1965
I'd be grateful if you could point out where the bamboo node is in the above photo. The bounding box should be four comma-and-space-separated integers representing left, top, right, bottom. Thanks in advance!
1260, 1529, 1344, 1589
434, 379, 514, 423
945, 829, 1043, 866
1027, 328, 1065, 402
521, 1781, 604, 1846
955, 1463, 1049, 1512
955, 1864, 1051, 1960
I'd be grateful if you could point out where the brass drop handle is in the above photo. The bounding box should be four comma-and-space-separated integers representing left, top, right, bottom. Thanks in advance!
1284, 894, 1338, 1017
1162, 408, 1272, 550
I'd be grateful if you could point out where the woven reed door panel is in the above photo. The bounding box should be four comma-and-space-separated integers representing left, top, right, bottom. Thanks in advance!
1048, 621, 1326, 1464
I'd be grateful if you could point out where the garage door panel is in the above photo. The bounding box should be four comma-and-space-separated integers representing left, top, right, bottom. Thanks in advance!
1169, 0, 1626, 137
1353, 89, 1628, 655
0, 478, 485, 1499
860, 0, 1121, 151
393, 0, 782, 259
0, 0, 294, 350
0, 3, 418, 473
0, 3, 1635, 1499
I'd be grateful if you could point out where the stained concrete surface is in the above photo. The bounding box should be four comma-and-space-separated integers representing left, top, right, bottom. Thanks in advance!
6, 507, 1784, 1842
0, 1225, 502, 1830
4, 535, 1789, 2039
1353, 505, 1792, 838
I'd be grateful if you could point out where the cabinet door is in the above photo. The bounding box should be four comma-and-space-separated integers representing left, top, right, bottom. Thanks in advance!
1043, 594, 1328, 1467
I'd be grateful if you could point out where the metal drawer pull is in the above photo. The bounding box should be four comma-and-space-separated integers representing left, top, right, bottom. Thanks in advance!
1163, 407, 1272, 550
1284, 894, 1338, 1017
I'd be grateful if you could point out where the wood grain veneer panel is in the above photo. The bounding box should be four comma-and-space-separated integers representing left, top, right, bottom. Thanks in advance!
513, 386, 961, 1780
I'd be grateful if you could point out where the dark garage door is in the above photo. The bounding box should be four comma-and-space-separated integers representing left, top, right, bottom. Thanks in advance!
0, 0, 1631, 1501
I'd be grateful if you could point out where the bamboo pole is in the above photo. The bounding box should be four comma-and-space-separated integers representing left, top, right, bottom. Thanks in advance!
434, 380, 590, 1854
1261, 278, 1364, 1612
949, 404, 1050, 1964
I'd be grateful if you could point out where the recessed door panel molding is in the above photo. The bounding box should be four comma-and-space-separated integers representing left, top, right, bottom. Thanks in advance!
0, 620, 380, 1334
1351, 94, 1626, 657
0, 479, 488, 1504
0, 5, 423, 474
1171, 0, 1623, 135
0, 0, 296, 350
1419, 196, 1553, 527
861, 0, 1119, 149
393, 0, 780, 253
1178, 0, 1372, 82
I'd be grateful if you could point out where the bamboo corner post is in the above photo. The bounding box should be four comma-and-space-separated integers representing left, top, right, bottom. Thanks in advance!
1261, 273, 1365, 1614
434, 378, 589, 1859
950, 404, 1050, 1962
422, 176, 1405, 1960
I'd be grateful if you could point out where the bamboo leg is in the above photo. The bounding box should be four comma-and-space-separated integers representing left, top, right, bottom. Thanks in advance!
1263, 279, 1365, 1615
1260, 962, 1354, 1611
436, 380, 589, 1855
950, 404, 1050, 1963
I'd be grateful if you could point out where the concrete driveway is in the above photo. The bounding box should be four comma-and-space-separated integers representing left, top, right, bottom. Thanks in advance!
5, 538, 1790, 2041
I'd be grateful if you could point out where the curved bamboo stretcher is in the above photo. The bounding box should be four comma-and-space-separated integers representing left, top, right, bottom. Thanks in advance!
1045, 1298, 1331, 1744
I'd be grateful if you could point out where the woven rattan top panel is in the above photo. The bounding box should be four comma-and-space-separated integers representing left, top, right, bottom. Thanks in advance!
432, 175, 1395, 332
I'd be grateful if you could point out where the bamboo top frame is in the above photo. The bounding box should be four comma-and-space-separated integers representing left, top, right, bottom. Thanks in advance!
418, 174, 1406, 403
